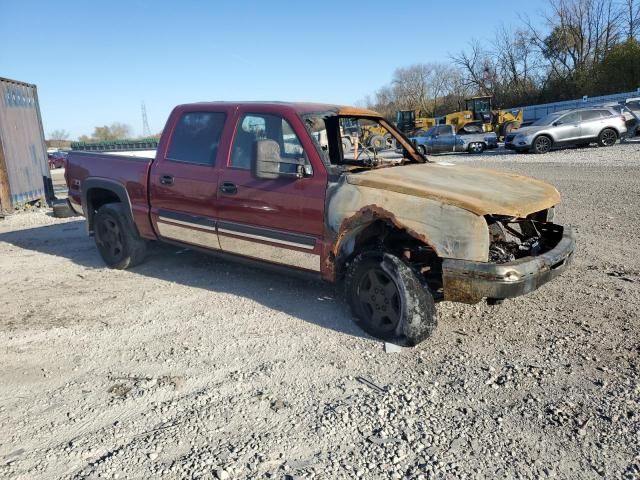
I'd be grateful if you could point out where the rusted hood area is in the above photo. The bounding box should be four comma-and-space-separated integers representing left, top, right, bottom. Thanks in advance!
346, 163, 560, 217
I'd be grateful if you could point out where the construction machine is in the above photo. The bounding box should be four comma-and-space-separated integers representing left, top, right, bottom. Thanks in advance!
448, 96, 522, 138
395, 96, 523, 139
395, 110, 437, 136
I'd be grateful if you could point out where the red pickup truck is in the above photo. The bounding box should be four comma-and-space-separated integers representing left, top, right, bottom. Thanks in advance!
66, 102, 575, 345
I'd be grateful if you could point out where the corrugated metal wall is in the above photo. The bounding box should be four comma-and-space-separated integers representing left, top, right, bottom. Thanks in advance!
516, 89, 640, 123
0, 77, 51, 211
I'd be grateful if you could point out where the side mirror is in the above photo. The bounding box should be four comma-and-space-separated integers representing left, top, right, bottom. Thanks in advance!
254, 139, 306, 180
552, 121, 559, 126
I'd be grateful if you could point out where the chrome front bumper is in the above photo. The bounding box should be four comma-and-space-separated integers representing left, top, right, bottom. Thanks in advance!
442, 227, 576, 304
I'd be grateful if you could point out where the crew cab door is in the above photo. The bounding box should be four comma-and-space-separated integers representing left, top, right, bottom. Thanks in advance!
215, 108, 327, 272
419, 127, 437, 153
148, 106, 233, 250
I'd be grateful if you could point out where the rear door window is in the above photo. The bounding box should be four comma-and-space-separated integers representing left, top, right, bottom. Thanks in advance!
167, 112, 226, 165
436, 125, 451, 135
557, 112, 580, 125
580, 110, 603, 121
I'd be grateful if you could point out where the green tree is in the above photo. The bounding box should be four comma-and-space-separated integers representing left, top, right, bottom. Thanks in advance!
594, 39, 640, 93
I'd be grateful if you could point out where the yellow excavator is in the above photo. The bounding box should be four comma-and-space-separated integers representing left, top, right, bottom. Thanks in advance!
396, 96, 523, 139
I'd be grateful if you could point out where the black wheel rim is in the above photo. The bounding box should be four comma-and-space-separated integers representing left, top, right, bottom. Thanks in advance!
356, 267, 401, 333
536, 137, 551, 152
602, 130, 616, 146
97, 216, 124, 261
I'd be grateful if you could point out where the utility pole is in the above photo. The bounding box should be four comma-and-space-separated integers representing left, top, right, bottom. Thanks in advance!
141, 101, 151, 137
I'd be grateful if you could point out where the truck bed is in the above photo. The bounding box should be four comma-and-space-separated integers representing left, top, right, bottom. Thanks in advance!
66, 151, 155, 237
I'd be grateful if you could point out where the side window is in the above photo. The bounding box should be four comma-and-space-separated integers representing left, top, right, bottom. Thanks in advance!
167, 112, 226, 165
230, 113, 311, 175
436, 125, 451, 136
598, 109, 614, 118
580, 110, 602, 121
423, 127, 436, 136
557, 112, 580, 125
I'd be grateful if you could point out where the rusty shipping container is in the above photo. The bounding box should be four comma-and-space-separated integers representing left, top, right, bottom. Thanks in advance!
0, 76, 53, 212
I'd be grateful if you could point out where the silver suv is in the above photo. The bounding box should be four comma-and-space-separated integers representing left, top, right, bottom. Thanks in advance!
505, 107, 627, 154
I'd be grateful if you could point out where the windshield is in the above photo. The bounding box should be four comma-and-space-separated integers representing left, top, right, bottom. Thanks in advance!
301, 113, 422, 169
532, 113, 563, 126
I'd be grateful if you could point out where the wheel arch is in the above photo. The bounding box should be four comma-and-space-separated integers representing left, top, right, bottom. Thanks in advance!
534, 133, 554, 144
600, 126, 620, 137
329, 207, 445, 282
82, 178, 135, 233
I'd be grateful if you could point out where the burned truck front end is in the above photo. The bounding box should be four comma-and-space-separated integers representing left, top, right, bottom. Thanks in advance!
442, 210, 575, 304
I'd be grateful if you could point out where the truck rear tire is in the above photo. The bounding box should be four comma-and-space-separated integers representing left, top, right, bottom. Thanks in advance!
341, 137, 352, 153
345, 251, 437, 346
369, 135, 385, 150
383, 133, 395, 149
94, 203, 147, 269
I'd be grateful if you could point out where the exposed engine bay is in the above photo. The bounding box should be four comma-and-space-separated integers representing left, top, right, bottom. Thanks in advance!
487, 211, 564, 264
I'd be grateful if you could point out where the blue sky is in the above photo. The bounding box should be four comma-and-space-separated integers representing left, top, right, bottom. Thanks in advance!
2, 0, 542, 139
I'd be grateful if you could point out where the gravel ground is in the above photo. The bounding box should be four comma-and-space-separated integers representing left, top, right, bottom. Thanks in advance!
1, 142, 639, 479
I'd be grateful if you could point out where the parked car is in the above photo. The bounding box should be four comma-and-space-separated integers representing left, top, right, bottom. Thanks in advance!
65, 102, 574, 346
625, 97, 640, 114
48, 151, 67, 169
410, 124, 498, 154
505, 107, 627, 154
622, 98, 640, 137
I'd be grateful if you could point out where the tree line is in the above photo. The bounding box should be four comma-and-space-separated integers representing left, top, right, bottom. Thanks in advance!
363, 0, 640, 119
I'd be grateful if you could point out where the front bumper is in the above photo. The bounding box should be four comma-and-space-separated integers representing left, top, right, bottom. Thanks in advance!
442, 227, 575, 304
505, 140, 531, 151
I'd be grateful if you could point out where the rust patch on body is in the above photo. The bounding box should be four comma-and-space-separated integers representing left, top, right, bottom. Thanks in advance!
322, 205, 437, 282
347, 163, 560, 218
331, 205, 433, 257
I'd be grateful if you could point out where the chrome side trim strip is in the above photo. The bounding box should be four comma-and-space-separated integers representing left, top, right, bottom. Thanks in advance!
217, 228, 315, 250
218, 234, 320, 271
158, 216, 217, 232
157, 222, 221, 250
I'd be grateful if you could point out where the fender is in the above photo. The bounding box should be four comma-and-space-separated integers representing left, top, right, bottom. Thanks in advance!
82, 177, 136, 233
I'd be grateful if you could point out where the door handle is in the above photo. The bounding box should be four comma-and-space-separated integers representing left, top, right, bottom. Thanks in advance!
219, 182, 237, 195
160, 175, 174, 186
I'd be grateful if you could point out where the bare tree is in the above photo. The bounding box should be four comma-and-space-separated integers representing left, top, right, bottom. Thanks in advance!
523, 0, 621, 79
451, 40, 499, 97
623, 0, 640, 38
364, 0, 637, 115
49, 129, 70, 141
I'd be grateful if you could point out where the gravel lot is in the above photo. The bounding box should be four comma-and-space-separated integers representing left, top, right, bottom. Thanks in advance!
1, 142, 639, 479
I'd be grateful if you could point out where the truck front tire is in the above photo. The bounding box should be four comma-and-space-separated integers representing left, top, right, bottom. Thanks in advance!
94, 203, 147, 269
346, 251, 437, 346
